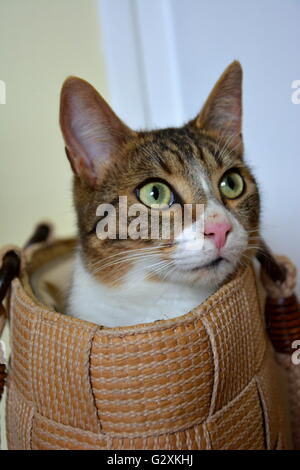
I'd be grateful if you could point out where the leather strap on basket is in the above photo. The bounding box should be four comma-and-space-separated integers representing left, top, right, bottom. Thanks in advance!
259, 246, 300, 354
0, 327, 7, 400
0, 250, 20, 401
258, 244, 300, 450
0, 223, 53, 401
0, 249, 21, 330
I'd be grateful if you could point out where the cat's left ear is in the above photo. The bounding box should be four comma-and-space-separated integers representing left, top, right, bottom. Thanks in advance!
60, 77, 133, 187
190, 61, 243, 156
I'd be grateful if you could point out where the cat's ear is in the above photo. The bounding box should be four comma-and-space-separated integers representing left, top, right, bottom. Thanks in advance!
191, 61, 243, 155
60, 77, 133, 186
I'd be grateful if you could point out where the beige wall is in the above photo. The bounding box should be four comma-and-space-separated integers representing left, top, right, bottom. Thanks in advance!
0, 0, 108, 246
0, 0, 108, 449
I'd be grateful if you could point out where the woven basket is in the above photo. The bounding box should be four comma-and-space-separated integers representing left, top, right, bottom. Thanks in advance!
0, 238, 291, 450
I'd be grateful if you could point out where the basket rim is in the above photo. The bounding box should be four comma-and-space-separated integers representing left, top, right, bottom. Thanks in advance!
12, 237, 252, 337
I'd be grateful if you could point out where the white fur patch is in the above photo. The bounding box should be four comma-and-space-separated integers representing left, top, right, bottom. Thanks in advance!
171, 176, 248, 285
68, 253, 215, 327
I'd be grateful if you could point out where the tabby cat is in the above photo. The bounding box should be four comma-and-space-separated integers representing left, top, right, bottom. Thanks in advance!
60, 61, 260, 327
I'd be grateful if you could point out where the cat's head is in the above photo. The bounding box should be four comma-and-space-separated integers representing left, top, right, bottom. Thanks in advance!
60, 61, 260, 288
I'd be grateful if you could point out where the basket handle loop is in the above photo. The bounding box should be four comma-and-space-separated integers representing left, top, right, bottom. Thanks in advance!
257, 239, 300, 355
0, 250, 20, 402
0, 223, 53, 401
256, 239, 287, 285
24, 222, 52, 249
0, 251, 21, 306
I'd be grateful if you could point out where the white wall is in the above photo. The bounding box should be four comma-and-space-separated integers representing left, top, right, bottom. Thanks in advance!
99, 0, 300, 295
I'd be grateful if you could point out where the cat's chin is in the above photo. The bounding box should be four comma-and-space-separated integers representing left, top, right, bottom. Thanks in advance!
160, 257, 237, 288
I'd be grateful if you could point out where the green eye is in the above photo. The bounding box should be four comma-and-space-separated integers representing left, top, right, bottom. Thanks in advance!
137, 181, 173, 208
219, 171, 244, 199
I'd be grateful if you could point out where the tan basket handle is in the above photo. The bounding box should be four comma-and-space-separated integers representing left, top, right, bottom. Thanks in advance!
0, 249, 21, 333
0, 223, 53, 401
0, 250, 20, 401
256, 238, 287, 284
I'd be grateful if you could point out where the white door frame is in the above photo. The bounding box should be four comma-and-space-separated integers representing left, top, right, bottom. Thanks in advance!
97, 0, 184, 130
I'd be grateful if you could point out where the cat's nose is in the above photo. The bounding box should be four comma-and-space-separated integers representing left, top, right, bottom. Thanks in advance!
204, 221, 232, 250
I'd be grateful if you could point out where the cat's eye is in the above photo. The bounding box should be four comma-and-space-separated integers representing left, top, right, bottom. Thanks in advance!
219, 171, 245, 199
137, 181, 174, 209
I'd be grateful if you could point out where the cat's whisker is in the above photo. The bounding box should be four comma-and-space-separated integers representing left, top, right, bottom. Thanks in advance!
213, 129, 234, 161
217, 131, 241, 162
92, 254, 160, 272
93, 253, 163, 274
97, 256, 169, 285
114, 259, 175, 287
92, 251, 161, 270
143, 262, 176, 284
90, 245, 168, 268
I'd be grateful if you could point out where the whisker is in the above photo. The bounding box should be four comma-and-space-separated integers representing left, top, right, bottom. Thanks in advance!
93, 252, 163, 274
93, 247, 170, 266
90, 244, 169, 267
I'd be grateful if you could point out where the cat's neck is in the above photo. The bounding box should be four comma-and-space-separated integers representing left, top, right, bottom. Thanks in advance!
67, 253, 215, 327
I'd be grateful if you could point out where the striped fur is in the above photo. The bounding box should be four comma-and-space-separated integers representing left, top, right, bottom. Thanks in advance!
60, 61, 261, 326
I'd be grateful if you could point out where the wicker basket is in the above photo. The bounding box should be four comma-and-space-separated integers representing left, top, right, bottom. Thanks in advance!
0, 237, 292, 450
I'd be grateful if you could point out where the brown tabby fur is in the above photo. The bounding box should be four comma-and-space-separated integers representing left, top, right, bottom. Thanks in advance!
60, 61, 260, 288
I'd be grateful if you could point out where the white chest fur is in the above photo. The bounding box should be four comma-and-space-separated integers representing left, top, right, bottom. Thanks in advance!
67, 254, 216, 327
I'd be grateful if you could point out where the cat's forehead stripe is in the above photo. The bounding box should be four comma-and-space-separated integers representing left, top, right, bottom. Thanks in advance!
154, 142, 186, 169
139, 140, 190, 173
138, 130, 233, 173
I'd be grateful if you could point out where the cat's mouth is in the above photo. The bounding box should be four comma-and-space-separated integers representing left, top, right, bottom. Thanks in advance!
190, 257, 224, 271
177, 257, 227, 272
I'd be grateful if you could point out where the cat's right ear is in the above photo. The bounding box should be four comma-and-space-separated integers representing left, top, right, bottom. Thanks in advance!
190, 61, 243, 156
60, 77, 133, 187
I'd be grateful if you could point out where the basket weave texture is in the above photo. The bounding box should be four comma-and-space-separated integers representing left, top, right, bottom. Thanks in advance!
3, 240, 289, 450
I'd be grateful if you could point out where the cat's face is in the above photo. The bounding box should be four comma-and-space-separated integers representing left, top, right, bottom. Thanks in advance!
60, 61, 260, 289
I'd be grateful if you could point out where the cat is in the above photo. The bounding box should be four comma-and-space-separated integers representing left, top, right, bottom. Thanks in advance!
60, 61, 260, 327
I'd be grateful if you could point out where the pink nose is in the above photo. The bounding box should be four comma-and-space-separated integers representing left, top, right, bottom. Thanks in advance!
204, 221, 232, 250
